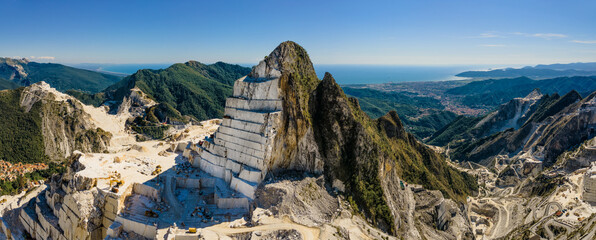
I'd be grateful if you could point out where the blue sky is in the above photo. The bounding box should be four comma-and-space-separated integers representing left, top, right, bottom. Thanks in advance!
2, 0, 596, 65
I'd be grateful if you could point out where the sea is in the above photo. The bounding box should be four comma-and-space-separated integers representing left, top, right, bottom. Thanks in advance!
69, 63, 507, 85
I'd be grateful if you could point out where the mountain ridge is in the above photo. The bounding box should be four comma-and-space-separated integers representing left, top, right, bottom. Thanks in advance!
244, 41, 478, 236
0, 57, 122, 93
457, 62, 596, 79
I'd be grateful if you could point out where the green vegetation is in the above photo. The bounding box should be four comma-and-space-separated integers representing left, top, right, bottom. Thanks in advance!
0, 87, 69, 195
65, 89, 106, 107
25, 62, 122, 92
0, 162, 65, 196
67, 61, 250, 138
0, 77, 19, 90
146, 103, 188, 124
352, 92, 479, 202
0, 86, 107, 196
426, 116, 483, 146
530, 174, 564, 197
343, 87, 458, 139
348, 98, 477, 231
313, 73, 477, 235
103, 61, 250, 121
0, 58, 122, 93
75, 128, 112, 153
0, 88, 48, 163
447, 76, 596, 107
550, 224, 567, 236
525, 91, 581, 124
129, 116, 171, 140
131, 125, 170, 140
343, 87, 444, 115
457, 67, 596, 79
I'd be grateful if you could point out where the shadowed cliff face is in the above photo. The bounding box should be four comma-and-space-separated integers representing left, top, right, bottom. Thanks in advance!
311, 72, 395, 232
378, 110, 407, 140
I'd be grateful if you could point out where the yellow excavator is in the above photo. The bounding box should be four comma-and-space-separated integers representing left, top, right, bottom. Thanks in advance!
151, 165, 162, 175
109, 178, 124, 193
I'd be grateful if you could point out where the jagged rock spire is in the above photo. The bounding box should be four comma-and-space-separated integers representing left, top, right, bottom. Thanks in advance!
525, 88, 543, 99
248, 41, 317, 81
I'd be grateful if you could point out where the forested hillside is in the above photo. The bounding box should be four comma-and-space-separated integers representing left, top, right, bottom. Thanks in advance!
0, 58, 122, 92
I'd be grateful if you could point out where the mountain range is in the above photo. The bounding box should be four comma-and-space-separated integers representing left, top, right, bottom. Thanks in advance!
457, 62, 596, 79
0, 43, 595, 239
0, 58, 122, 93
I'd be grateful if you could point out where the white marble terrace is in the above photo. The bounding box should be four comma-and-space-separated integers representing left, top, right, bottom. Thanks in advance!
188, 75, 282, 199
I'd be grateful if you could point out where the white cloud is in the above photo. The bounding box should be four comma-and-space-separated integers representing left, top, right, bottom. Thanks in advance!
531, 33, 567, 39
480, 44, 506, 47
469, 32, 504, 38
571, 40, 596, 44
501, 32, 568, 39
28, 56, 56, 61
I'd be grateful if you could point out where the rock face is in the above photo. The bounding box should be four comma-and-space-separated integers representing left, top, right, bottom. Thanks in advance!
191, 75, 283, 199
557, 137, 596, 171
583, 164, 596, 206
0, 57, 30, 85
19, 153, 108, 240
116, 87, 157, 117
254, 175, 339, 227
192, 42, 323, 199
452, 90, 594, 167
9, 42, 477, 240
21, 82, 112, 160
472, 88, 543, 137
190, 41, 477, 238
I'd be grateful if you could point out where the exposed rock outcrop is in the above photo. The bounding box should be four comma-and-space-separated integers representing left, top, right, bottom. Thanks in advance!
188, 41, 477, 238
21, 82, 112, 160
472, 88, 543, 137
0, 57, 30, 85
19, 153, 107, 240
255, 175, 339, 228
10, 42, 478, 240
116, 87, 157, 117
452, 89, 594, 169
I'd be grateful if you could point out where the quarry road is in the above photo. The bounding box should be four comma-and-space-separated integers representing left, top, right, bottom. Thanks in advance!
206, 218, 321, 240
164, 176, 184, 219
544, 219, 573, 239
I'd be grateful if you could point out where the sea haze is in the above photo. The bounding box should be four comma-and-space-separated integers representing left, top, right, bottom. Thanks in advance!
69, 63, 507, 85
68, 63, 174, 75
314, 64, 498, 85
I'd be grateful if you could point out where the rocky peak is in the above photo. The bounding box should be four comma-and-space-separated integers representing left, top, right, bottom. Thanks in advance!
525, 88, 543, 99
0, 57, 29, 82
378, 111, 407, 140
318, 72, 343, 96
18, 81, 112, 159
20, 81, 68, 112
248, 41, 317, 81
561, 89, 582, 102
0, 57, 29, 65
265, 42, 322, 173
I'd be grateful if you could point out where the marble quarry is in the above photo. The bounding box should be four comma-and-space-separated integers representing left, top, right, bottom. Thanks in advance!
583, 163, 596, 206
186, 74, 283, 200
